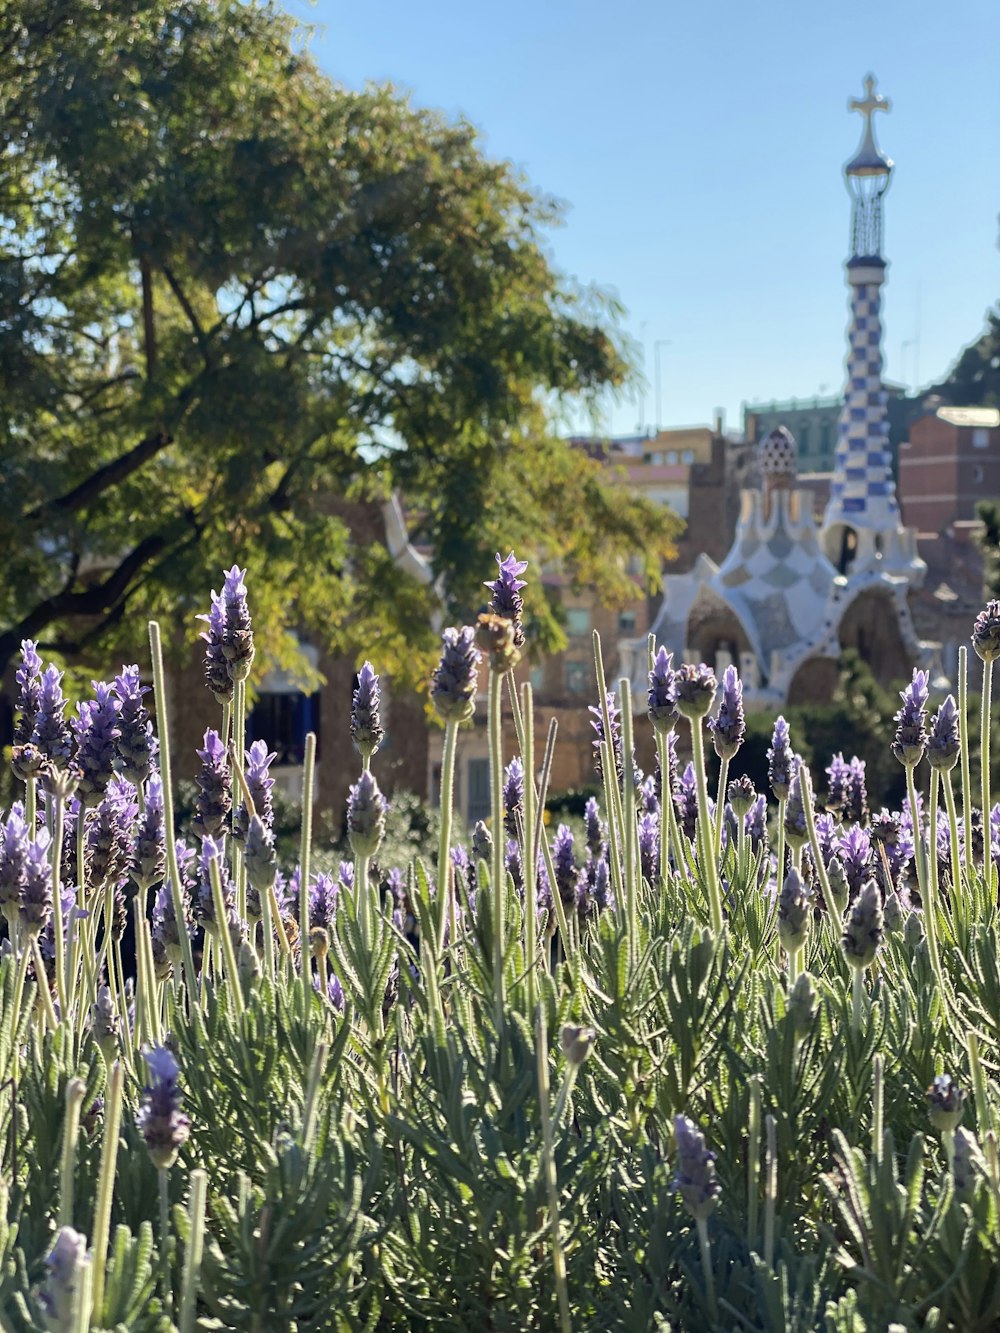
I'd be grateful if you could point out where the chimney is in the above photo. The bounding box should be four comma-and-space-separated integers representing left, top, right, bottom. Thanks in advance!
714, 407, 725, 436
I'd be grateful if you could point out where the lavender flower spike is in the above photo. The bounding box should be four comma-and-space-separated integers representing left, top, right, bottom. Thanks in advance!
892, 669, 929, 768
19, 832, 53, 936
926, 1073, 965, 1132
842, 878, 883, 971
72, 682, 121, 808
351, 661, 384, 761
198, 591, 233, 704
673, 662, 717, 721
32, 665, 74, 771
709, 664, 745, 761
778, 866, 811, 956
192, 729, 232, 841
347, 770, 387, 859
39, 1226, 91, 1329
221, 564, 254, 682
927, 694, 961, 773
673, 1115, 720, 1221
137, 1045, 190, 1169
503, 757, 524, 838
972, 600, 1000, 664
647, 646, 678, 736
768, 716, 794, 800
0, 807, 29, 915
485, 551, 528, 649
112, 665, 156, 785
233, 740, 277, 842
13, 639, 42, 746
430, 626, 481, 724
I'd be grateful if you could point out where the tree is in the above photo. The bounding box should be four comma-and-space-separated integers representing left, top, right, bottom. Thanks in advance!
0, 0, 680, 684
934, 304, 1000, 408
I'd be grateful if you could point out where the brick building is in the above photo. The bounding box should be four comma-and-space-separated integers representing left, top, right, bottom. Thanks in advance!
898, 405, 1000, 532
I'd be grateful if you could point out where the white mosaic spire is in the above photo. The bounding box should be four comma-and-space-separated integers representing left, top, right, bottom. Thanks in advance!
821, 76, 922, 584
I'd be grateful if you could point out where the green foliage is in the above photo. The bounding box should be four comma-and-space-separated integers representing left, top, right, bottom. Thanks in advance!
0, 0, 679, 681
935, 304, 1000, 409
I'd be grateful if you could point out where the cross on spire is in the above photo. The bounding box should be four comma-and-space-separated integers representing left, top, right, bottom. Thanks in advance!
849, 74, 890, 129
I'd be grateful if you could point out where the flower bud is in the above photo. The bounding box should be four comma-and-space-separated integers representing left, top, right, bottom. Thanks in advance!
826, 853, 849, 914
673, 663, 717, 721
647, 646, 678, 736
778, 866, 811, 956
475, 613, 520, 675
430, 626, 481, 724
926, 1073, 964, 1132
727, 774, 756, 819
310, 925, 330, 960
841, 878, 883, 971
347, 770, 387, 859
972, 600, 1000, 664
560, 1023, 595, 1066
787, 970, 818, 1037
673, 1115, 720, 1221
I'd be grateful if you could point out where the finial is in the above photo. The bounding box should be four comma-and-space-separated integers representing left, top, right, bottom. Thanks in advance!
846, 74, 892, 177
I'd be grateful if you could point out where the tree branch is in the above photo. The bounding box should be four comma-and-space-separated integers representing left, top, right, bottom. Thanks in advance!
161, 263, 212, 366
22, 430, 173, 525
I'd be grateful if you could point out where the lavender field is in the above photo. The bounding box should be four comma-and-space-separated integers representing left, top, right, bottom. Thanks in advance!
3, 558, 1000, 1331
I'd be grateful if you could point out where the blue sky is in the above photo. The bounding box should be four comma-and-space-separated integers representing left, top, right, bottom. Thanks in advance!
294, 0, 999, 436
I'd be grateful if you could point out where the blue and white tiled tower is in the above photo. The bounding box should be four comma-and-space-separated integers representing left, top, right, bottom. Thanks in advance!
820, 76, 924, 586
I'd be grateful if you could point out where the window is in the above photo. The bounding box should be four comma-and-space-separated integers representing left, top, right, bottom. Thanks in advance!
973, 464, 984, 483
682, 449, 695, 464
618, 610, 637, 635
247, 690, 320, 766
565, 661, 589, 694
799, 424, 811, 454
529, 664, 546, 692
466, 758, 491, 825
649, 451, 664, 465
974, 428, 990, 448
667, 450, 678, 464
566, 607, 591, 636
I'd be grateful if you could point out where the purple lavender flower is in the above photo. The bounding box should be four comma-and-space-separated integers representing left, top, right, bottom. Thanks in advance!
71, 683, 122, 809
351, 661, 384, 761
638, 812, 659, 888
647, 646, 678, 735
584, 796, 604, 856
709, 664, 745, 761
814, 812, 837, 869
927, 694, 960, 773
747, 795, 768, 856
13, 639, 42, 748
19, 831, 52, 936
39, 1226, 91, 1326
471, 820, 492, 864
430, 626, 481, 724
589, 690, 624, 788
221, 565, 254, 682
192, 729, 231, 841
674, 662, 717, 721
842, 878, 883, 970
640, 773, 660, 817
485, 551, 528, 649
675, 762, 699, 842
552, 824, 577, 906
838, 824, 874, 901
503, 757, 524, 838
317, 970, 346, 1012
673, 1115, 720, 1221
309, 872, 340, 932
87, 779, 137, 892
728, 775, 756, 819
505, 840, 523, 895
135, 773, 165, 890
892, 669, 929, 768
347, 770, 387, 858
337, 860, 355, 894
31, 665, 73, 772
198, 591, 233, 704
768, 717, 794, 800
972, 600, 1000, 664
112, 665, 156, 785
152, 840, 195, 965
846, 757, 869, 826
233, 740, 276, 843
778, 865, 811, 955
137, 1046, 190, 1169
195, 836, 237, 935
244, 815, 277, 914
0, 807, 29, 914
592, 856, 612, 912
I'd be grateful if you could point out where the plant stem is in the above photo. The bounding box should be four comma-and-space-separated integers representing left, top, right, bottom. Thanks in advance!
872, 1054, 884, 1157
943, 772, 963, 907
747, 1076, 762, 1251
148, 623, 199, 1000
435, 720, 459, 957
298, 733, 316, 1011
983, 658, 994, 881
713, 754, 730, 856
959, 645, 974, 889
798, 761, 840, 927
968, 1029, 992, 1136
158, 1168, 173, 1317
90, 1059, 123, 1318
49, 791, 67, 1020
619, 679, 639, 971
852, 968, 865, 1036
179, 1169, 207, 1333
488, 668, 506, 1011
536, 1008, 572, 1333
763, 1113, 777, 1269
689, 719, 723, 934
522, 683, 538, 1015
233, 679, 247, 922
30, 938, 58, 1031
58, 1077, 86, 1228
696, 1216, 718, 1321
908, 763, 942, 984
208, 858, 244, 1016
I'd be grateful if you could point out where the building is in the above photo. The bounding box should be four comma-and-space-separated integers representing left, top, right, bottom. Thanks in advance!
630, 76, 934, 707
899, 405, 1000, 532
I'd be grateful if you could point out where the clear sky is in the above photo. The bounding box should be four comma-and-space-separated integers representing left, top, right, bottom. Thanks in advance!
293, 0, 999, 437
